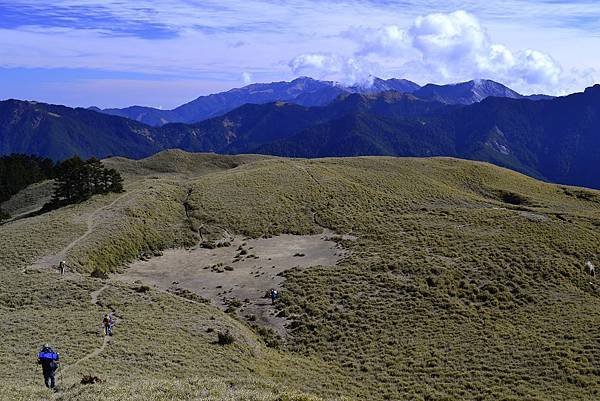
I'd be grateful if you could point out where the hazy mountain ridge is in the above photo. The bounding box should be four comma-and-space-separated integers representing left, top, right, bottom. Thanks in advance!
1, 85, 597, 188
0, 99, 163, 160
413, 79, 522, 105
96, 77, 544, 126
99, 77, 359, 126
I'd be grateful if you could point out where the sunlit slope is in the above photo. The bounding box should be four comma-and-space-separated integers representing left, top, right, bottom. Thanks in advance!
186, 156, 600, 400
1, 151, 599, 400
103, 149, 271, 177
0, 152, 346, 401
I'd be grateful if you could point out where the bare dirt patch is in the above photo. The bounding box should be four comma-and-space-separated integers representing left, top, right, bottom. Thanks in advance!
116, 231, 350, 337
519, 211, 549, 222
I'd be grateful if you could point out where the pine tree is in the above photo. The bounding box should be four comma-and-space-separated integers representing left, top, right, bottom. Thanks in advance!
107, 169, 124, 193
86, 158, 104, 194
47, 156, 125, 210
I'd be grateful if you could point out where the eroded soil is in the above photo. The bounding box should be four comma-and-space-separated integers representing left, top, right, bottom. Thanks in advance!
117, 231, 351, 337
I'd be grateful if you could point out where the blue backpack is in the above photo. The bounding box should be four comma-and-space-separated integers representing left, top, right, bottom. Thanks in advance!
38, 349, 59, 361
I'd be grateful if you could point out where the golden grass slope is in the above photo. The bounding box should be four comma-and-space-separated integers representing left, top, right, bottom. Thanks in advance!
0, 152, 346, 401
2, 377, 328, 401
1, 151, 599, 401
0, 180, 54, 217
186, 156, 600, 400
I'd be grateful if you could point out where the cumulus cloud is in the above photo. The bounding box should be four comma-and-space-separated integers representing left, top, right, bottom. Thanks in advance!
289, 10, 564, 93
512, 50, 561, 86
406, 10, 562, 89
289, 53, 377, 86
410, 10, 488, 71
349, 25, 409, 56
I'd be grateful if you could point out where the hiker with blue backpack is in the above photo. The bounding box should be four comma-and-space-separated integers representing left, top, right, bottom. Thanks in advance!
37, 344, 59, 390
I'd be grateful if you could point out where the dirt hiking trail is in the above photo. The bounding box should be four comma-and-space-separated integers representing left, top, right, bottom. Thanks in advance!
62, 283, 114, 376
25, 191, 134, 273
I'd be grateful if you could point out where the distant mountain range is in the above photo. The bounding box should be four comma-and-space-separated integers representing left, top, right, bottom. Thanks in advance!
95, 77, 422, 126
96, 77, 552, 126
0, 100, 165, 160
1, 83, 599, 188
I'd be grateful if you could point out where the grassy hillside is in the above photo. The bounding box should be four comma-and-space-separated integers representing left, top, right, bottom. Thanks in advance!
1, 151, 599, 400
185, 156, 600, 400
3, 378, 329, 401
0, 179, 54, 217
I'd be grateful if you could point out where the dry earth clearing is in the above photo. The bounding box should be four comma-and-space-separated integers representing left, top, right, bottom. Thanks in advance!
118, 232, 350, 336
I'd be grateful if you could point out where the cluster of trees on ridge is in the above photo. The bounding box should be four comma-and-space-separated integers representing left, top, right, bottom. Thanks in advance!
44, 157, 123, 210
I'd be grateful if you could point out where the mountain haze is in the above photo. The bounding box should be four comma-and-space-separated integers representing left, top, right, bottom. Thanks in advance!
413, 79, 522, 105
96, 77, 552, 127
1, 86, 598, 188
99, 77, 397, 126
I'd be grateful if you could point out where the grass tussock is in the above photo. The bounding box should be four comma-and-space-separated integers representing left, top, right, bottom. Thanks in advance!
1, 377, 328, 401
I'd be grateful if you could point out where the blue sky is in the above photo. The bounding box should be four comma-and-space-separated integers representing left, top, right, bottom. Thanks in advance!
1, 0, 599, 108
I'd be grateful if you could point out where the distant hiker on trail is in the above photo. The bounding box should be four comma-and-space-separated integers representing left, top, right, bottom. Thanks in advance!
270, 289, 278, 304
37, 344, 59, 390
585, 261, 596, 277
102, 314, 112, 336
59, 260, 68, 275
108, 311, 115, 335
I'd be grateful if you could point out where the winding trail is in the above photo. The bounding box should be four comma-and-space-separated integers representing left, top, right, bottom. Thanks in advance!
25, 190, 134, 273
62, 335, 110, 376
14, 188, 138, 381
90, 284, 109, 306
62, 284, 112, 375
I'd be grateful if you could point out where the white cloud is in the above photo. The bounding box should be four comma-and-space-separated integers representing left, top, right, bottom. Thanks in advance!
405, 10, 562, 90
242, 72, 253, 85
512, 49, 562, 86
477, 44, 515, 75
289, 53, 377, 86
290, 10, 566, 93
349, 25, 409, 56
409, 10, 488, 71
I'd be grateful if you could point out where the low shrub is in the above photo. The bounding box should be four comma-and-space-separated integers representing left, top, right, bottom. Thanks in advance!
90, 268, 108, 279
80, 375, 102, 385
134, 285, 151, 293
217, 330, 235, 345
